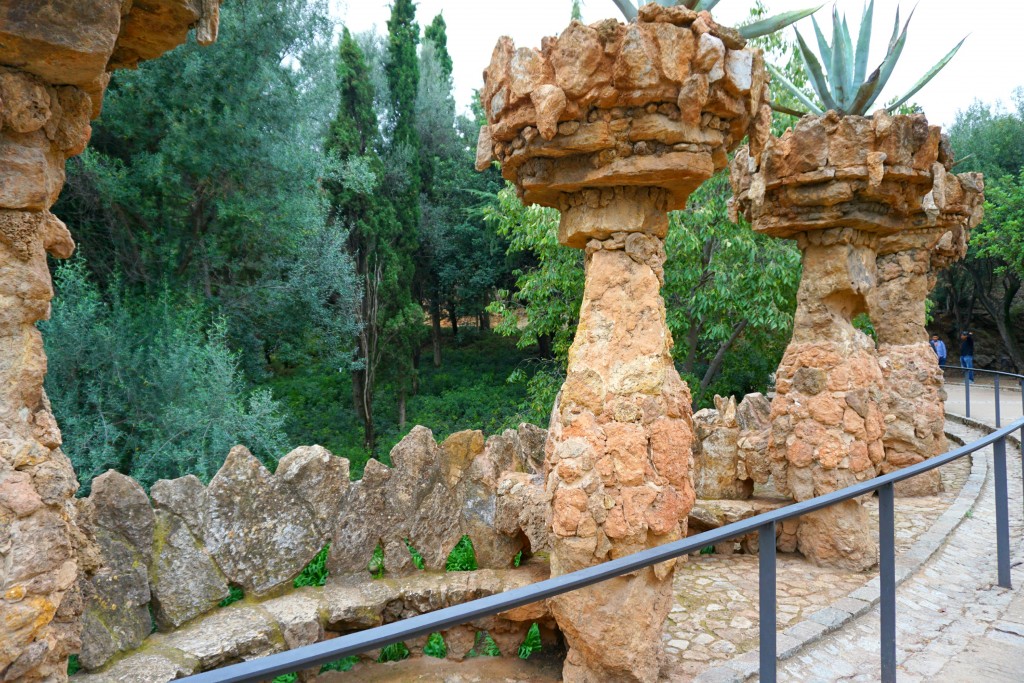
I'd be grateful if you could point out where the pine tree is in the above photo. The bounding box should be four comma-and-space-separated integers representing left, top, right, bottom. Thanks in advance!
327, 28, 417, 450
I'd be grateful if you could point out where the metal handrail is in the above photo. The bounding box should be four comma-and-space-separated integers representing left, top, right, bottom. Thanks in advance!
182, 380, 1024, 683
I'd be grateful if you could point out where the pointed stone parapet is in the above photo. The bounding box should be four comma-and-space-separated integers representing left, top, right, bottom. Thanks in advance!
872, 170, 984, 496
0, 3, 221, 680
730, 110, 951, 570
479, 7, 771, 680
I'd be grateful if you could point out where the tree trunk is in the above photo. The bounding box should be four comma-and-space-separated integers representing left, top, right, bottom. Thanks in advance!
538, 333, 553, 359
479, 310, 490, 330
449, 304, 459, 338
975, 273, 1024, 372
700, 319, 749, 391
352, 367, 375, 451
398, 386, 407, 431
430, 299, 442, 367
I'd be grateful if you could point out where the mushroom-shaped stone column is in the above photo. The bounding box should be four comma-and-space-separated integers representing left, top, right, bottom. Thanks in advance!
477, 6, 771, 681
730, 110, 944, 570
872, 168, 984, 496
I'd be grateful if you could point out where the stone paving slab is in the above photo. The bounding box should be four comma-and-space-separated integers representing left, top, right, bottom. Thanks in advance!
663, 427, 980, 682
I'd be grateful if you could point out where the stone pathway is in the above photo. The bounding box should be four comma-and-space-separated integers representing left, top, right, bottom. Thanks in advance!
660, 456, 973, 680
773, 419, 1024, 683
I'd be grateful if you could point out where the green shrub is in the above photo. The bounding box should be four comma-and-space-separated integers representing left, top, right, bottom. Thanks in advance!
377, 642, 410, 663
423, 632, 447, 658
294, 544, 330, 588
517, 623, 542, 659
445, 536, 478, 572
320, 656, 358, 673
219, 585, 244, 607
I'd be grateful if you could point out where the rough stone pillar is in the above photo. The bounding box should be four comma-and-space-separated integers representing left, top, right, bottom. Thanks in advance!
872, 170, 984, 496
545, 188, 695, 682
477, 5, 772, 679
0, 3, 220, 680
729, 110, 957, 570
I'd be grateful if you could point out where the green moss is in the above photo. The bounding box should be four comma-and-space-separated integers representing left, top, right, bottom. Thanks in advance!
67, 655, 81, 676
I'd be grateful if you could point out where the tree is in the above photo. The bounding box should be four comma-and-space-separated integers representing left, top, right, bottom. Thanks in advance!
54, 0, 357, 376
946, 91, 1024, 371
327, 28, 420, 450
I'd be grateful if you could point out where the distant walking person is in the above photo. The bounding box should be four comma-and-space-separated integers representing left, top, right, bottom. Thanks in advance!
959, 331, 975, 382
930, 334, 947, 367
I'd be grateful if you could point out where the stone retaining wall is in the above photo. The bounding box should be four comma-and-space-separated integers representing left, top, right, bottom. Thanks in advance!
76, 424, 550, 672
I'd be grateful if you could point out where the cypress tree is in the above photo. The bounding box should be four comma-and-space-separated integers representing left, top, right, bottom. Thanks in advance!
424, 14, 453, 80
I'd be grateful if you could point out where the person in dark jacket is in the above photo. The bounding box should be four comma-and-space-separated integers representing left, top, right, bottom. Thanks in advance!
959, 331, 975, 382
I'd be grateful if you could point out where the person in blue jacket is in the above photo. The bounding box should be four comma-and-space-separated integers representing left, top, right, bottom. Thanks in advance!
930, 334, 947, 368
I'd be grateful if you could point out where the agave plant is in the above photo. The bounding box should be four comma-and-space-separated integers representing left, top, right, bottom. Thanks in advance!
611, 0, 821, 39
769, 1, 966, 117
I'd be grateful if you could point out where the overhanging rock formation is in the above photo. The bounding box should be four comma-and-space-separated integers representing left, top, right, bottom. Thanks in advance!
0, 2, 220, 680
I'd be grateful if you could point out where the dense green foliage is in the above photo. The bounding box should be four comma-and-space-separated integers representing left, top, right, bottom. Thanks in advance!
294, 544, 330, 588
43, 260, 287, 492
941, 91, 1024, 371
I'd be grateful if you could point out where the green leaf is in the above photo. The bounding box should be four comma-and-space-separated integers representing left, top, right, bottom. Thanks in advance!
854, 0, 874, 86
841, 15, 855, 101
795, 30, 839, 111
847, 71, 882, 115
738, 5, 823, 40
612, 0, 638, 21
860, 7, 912, 113
886, 36, 967, 112
830, 5, 851, 108
811, 15, 834, 75
767, 62, 824, 115
693, 0, 724, 11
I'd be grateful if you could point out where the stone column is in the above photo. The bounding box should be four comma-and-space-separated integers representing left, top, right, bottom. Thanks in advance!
0, 4, 220, 680
477, 6, 772, 679
729, 110, 958, 570
872, 170, 984, 496
545, 188, 695, 682
768, 228, 884, 570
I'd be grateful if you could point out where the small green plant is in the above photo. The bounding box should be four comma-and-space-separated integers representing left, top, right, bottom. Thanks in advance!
272, 675, 297, 683
964, 508, 974, 519
377, 642, 411, 663
446, 535, 479, 572
423, 632, 447, 658
294, 544, 330, 588
468, 631, 501, 658
406, 540, 425, 570
219, 585, 244, 607
368, 543, 385, 579
611, 0, 820, 40
699, 545, 716, 555
320, 656, 358, 673
770, 1, 965, 117
67, 655, 81, 676
513, 550, 524, 568
518, 623, 543, 659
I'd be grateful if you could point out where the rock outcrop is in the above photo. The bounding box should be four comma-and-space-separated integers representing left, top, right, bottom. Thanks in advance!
0, 3, 220, 680
479, 8, 770, 680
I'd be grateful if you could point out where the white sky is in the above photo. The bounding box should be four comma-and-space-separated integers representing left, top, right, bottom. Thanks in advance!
330, 0, 1024, 128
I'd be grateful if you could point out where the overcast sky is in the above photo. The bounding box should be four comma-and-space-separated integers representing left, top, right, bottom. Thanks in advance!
330, 1, 1022, 128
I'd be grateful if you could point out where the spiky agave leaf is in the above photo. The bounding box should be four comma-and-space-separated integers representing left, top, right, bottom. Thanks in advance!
885, 36, 966, 112
859, 7, 912, 113
766, 63, 824, 116
829, 5, 851, 109
693, 0, 725, 10
612, 0, 639, 21
739, 5, 823, 40
794, 31, 839, 111
853, 0, 874, 86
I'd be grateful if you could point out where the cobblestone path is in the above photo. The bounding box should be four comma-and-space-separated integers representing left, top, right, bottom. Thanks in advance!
777, 419, 1024, 682
660, 451, 973, 680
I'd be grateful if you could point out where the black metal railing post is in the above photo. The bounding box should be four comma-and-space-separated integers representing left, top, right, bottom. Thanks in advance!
965, 369, 971, 418
994, 436, 1012, 589
758, 521, 777, 683
994, 375, 1001, 427
879, 483, 897, 683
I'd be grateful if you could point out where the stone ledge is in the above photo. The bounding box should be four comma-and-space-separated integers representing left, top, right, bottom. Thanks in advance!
694, 420, 995, 683
72, 563, 549, 683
